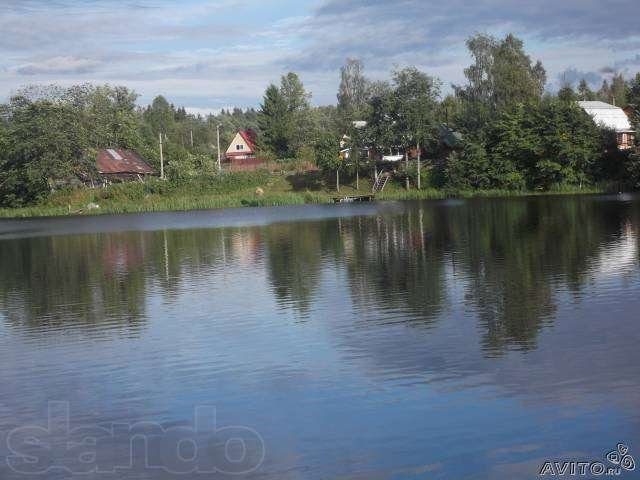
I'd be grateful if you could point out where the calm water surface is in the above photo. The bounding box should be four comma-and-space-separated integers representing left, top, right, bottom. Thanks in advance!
1, 195, 639, 479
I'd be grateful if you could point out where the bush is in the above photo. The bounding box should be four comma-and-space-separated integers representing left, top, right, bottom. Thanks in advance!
405, 163, 436, 188
444, 142, 493, 189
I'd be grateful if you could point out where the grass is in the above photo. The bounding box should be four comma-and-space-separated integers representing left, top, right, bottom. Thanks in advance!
0, 169, 613, 219
378, 185, 606, 201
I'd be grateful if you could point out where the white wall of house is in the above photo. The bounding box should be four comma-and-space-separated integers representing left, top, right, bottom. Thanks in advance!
225, 132, 253, 157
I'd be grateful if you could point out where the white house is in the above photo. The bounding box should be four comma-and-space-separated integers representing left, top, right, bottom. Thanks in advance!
225, 130, 256, 161
578, 101, 635, 150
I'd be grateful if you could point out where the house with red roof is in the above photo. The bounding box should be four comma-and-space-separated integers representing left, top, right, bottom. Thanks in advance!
225, 130, 256, 161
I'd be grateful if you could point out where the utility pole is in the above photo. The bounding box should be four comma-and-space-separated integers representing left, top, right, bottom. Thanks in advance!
159, 132, 165, 179
190, 130, 193, 148
405, 151, 409, 190
417, 141, 421, 190
216, 124, 221, 173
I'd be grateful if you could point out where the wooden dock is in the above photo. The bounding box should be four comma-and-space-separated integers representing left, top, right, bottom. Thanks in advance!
332, 194, 375, 203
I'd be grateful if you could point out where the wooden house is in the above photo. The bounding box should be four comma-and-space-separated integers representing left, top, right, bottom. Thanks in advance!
225, 130, 256, 161
96, 149, 156, 183
578, 101, 635, 150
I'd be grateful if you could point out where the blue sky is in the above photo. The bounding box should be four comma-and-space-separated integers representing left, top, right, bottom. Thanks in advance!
1, 0, 639, 114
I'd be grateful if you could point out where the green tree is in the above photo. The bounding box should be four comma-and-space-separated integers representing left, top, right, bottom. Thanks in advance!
597, 80, 611, 103
144, 95, 175, 136
280, 72, 312, 155
258, 84, 290, 157
280, 72, 311, 112
0, 109, 8, 194
444, 141, 494, 190
454, 33, 496, 131
366, 81, 397, 154
83, 85, 142, 149
454, 33, 546, 131
629, 73, 640, 107
626, 73, 640, 130
0, 96, 92, 206
627, 147, 640, 188
315, 132, 342, 191
491, 34, 546, 111
258, 73, 313, 158
438, 94, 462, 125
610, 73, 628, 106
577, 79, 596, 101
557, 84, 577, 102
391, 67, 441, 189
337, 58, 369, 121
487, 98, 600, 189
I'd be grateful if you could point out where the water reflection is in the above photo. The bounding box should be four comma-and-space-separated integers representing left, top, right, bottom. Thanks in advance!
1, 195, 639, 479
1, 197, 638, 348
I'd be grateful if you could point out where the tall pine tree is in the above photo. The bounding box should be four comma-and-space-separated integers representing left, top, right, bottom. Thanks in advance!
258, 84, 290, 157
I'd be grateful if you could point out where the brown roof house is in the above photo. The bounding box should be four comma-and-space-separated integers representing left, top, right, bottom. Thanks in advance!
96, 148, 156, 182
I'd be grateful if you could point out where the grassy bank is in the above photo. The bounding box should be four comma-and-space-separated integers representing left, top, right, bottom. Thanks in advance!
0, 170, 612, 219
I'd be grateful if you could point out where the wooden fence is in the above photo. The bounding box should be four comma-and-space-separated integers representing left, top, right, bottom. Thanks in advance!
223, 158, 317, 173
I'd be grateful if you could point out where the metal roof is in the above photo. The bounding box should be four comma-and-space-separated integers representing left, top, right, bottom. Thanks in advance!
238, 130, 256, 152
578, 101, 633, 132
96, 149, 156, 175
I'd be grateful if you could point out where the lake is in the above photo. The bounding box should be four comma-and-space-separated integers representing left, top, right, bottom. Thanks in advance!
1, 195, 639, 479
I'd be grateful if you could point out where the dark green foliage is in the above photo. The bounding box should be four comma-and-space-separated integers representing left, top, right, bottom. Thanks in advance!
366, 84, 397, 152
577, 80, 596, 101
392, 67, 440, 150
629, 73, 640, 108
439, 98, 603, 191
314, 132, 343, 190
363, 65, 441, 180
258, 73, 315, 158
444, 141, 494, 190
442, 33, 640, 192
596, 73, 628, 105
314, 132, 341, 173
454, 33, 546, 131
259, 84, 291, 157
1, 97, 93, 206
143, 96, 174, 137
1, 34, 639, 209
487, 99, 600, 189
491, 34, 546, 110
557, 84, 577, 102
627, 74, 640, 131
83, 85, 142, 149
627, 147, 640, 188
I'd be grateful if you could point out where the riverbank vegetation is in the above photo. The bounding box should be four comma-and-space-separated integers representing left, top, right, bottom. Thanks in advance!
1, 33, 639, 216
0, 168, 609, 219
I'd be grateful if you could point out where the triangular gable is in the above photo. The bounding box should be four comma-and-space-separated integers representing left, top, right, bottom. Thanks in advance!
238, 130, 256, 151
226, 131, 255, 155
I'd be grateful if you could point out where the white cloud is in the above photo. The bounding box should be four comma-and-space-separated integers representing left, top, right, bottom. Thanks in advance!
14, 56, 102, 75
0, 0, 639, 108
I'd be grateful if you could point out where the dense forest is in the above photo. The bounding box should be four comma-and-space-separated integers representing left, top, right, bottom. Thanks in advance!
1, 33, 639, 207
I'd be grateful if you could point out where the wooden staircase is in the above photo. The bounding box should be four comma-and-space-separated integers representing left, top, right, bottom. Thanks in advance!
372, 173, 389, 194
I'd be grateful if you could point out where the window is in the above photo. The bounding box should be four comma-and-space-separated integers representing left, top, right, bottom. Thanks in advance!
236, 144, 244, 150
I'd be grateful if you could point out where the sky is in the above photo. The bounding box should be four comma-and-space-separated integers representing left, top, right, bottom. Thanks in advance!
1, 0, 639, 115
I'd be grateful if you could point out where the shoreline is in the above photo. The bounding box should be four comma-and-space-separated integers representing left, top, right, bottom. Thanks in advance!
0, 185, 616, 220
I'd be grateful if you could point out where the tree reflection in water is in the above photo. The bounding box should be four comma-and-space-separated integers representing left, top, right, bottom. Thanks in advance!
0, 196, 637, 357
